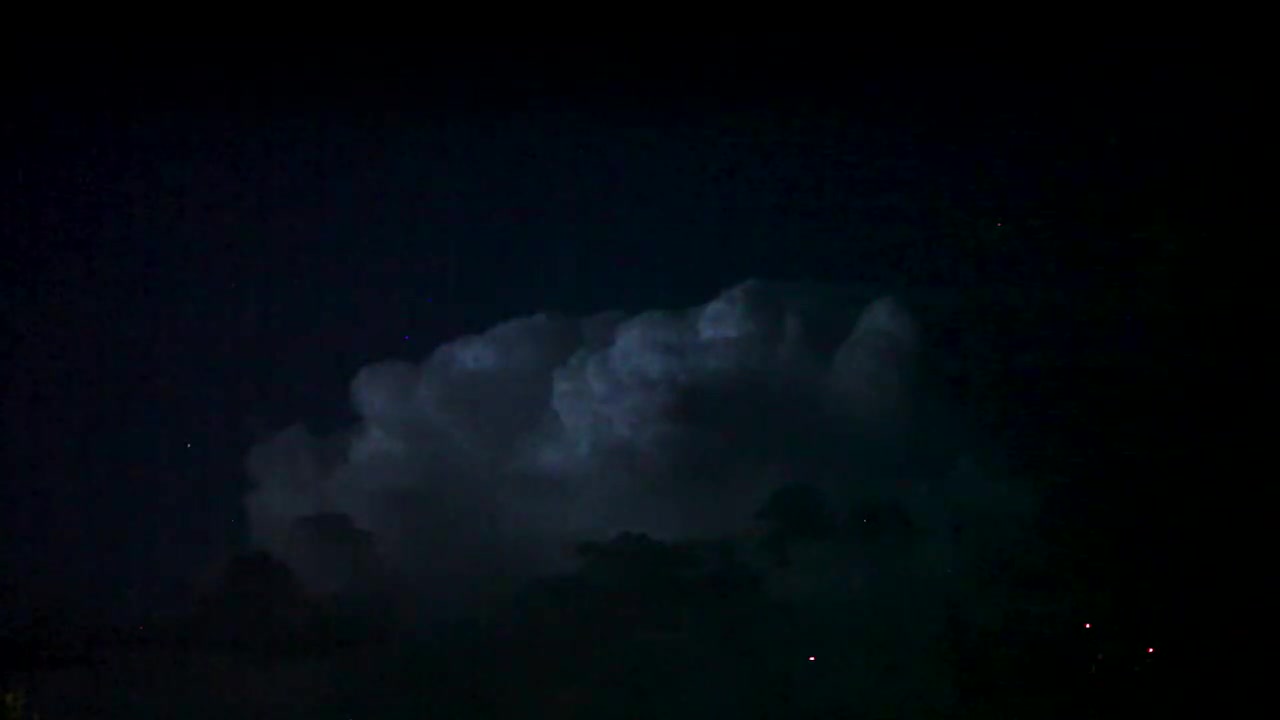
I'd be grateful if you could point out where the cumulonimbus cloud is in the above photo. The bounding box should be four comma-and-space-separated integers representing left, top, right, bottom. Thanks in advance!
244, 279, 1037, 628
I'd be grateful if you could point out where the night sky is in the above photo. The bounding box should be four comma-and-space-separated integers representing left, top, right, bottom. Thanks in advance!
2, 38, 1228, 714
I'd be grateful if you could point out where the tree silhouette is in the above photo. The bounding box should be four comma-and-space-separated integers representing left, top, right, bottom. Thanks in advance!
189, 550, 322, 655
286, 511, 382, 597
494, 533, 778, 716
753, 482, 835, 566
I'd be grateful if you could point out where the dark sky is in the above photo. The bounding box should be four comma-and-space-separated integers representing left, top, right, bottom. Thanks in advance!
2, 39, 1226, 624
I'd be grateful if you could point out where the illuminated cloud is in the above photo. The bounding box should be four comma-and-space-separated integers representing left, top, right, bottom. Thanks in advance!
244, 279, 1035, 629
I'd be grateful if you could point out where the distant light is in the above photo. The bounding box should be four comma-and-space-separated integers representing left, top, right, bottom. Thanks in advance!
185, 443, 191, 449
1148, 648, 1154, 653
1084, 623, 1091, 629
808, 656, 815, 662
404, 335, 410, 340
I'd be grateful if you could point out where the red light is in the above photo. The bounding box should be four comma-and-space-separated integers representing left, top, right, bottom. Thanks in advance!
1147, 648, 1154, 653
1084, 623, 1091, 629
808, 656, 815, 662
